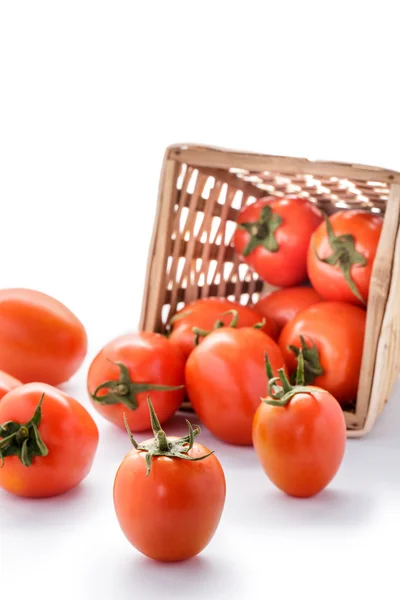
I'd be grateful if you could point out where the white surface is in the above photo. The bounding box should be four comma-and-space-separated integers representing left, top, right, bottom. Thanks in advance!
1, 1, 400, 599
1, 358, 400, 600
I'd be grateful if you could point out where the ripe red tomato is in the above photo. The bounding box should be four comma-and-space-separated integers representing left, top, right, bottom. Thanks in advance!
252, 354, 346, 497
0, 288, 87, 385
0, 383, 99, 498
185, 327, 286, 445
279, 301, 366, 406
87, 332, 185, 431
254, 286, 322, 333
307, 210, 383, 305
0, 371, 22, 400
234, 197, 323, 287
168, 297, 277, 359
114, 399, 226, 562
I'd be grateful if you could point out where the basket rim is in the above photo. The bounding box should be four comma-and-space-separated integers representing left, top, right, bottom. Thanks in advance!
167, 143, 400, 184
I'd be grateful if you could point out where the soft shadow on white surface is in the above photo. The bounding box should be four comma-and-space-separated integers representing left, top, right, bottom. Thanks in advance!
237, 488, 375, 531
88, 553, 243, 600
0, 480, 100, 532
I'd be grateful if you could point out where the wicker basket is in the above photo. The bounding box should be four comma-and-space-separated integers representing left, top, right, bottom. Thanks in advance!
140, 144, 400, 438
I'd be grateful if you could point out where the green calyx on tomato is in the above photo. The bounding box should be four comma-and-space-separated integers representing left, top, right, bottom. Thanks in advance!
313, 214, 367, 304
90, 361, 184, 410
238, 205, 283, 256
124, 397, 214, 476
262, 350, 319, 407
288, 335, 324, 384
0, 394, 49, 467
192, 310, 266, 345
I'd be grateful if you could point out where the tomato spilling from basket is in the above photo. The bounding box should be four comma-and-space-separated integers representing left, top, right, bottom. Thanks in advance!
1, 147, 399, 562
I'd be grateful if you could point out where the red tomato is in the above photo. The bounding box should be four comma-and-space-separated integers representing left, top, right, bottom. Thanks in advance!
307, 210, 383, 305
0, 383, 99, 498
234, 197, 323, 287
87, 332, 185, 432
279, 301, 366, 406
254, 286, 322, 333
252, 355, 346, 498
114, 399, 226, 562
185, 327, 286, 445
0, 371, 22, 400
0, 288, 87, 385
168, 297, 277, 360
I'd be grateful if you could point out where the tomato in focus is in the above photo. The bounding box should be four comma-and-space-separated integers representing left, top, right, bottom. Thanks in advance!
0, 288, 87, 385
87, 332, 185, 431
0, 383, 99, 498
254, 286, 322, 333
114, 399, 226, 562
185, 326, 286, 445
168, 297, 277, 359
252, 356, 346, 498
234, 197, 323, 287
307, 210, 383, 305
279, 301, 366, 406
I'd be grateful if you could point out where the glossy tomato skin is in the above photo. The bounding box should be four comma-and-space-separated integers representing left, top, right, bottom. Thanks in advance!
307, 210, 383, 305
87, 332, 185, 432
0, 383, 99, 498
253, 388, 346, 497
0, 288, 87, 385
169, 297, 277, 360
185, 327, 286, 445
0, 370, 22, 400
234, 197, 323, 287
114, 441, 226, 561
279, 302, 366, 405
254, 286, 322, 333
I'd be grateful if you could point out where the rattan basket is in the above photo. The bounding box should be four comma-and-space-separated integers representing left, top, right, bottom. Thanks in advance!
140, 144, 400, 438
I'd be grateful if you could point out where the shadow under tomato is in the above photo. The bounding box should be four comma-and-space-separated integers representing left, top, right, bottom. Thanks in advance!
0, 479, 99, 532
88, 548, 244, 600
234, 487, 375, 532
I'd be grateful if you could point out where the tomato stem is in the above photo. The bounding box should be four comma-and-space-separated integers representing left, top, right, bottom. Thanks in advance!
238, 205, 283, 257
313, 214, 367, 304
289, 336, 324, 384
262, 351, 322, 407
0, 394, 49, 467
123, 397, 215, 476
91, 361, 184, 410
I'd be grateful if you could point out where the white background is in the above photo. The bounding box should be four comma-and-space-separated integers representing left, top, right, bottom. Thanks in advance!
1, 2, 400, 599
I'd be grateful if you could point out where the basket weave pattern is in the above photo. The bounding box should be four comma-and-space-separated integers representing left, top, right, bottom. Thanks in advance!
140, 145, 400, 438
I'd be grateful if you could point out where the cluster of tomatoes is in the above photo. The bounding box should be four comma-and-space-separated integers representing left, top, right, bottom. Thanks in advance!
0, 196, 383, 562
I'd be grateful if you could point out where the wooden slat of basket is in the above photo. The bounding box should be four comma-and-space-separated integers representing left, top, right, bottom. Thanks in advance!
168, 145, 400, 184
180, 190, 241, 222
139, 159, 180, 332
176, 173, 209, 305
166, 166, 194, 321
215, 188, 238, 297
193, 180, 223, 297
163, 279, 265, 305
362, 188, 400, 434
350, 183, 400, 434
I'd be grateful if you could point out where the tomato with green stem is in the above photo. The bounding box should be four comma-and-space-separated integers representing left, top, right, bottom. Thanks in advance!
253, 286, 322, 334
113, 398, 226, 562
252, 351, 346, 498
185, 316, 286, 445
234, 197, 323, 287
307, 210, 383, 305
168, 296, 278, 359
0, 383, 99, 498
278, 301, 366, 406
87, 332, 185, 431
